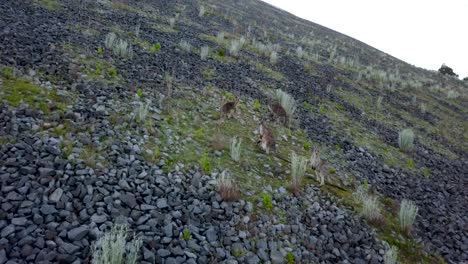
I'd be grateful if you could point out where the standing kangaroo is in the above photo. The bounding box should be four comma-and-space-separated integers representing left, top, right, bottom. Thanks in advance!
258, 121, 276, 154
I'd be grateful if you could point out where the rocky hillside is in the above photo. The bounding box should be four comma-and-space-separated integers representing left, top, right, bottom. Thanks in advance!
0, 0, 466, 263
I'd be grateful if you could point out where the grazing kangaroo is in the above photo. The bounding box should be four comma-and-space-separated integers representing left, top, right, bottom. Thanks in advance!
268, 101, 288, 125
258, 121, 276, 154
220, 97, 239, 120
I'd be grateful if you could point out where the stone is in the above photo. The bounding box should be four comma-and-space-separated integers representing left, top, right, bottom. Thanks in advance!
157, 248, 171, 257
11, 217, 28, 226
39, 168, 55, 177
270, 250, 283, 264
245, 254, 260, 264
1, 225, 15, 238
21, 244, 33, 257
143, 247, 155, 262
0, 249, 6, 264
62, 242, 80, 254
91, 214, 107, 224
206, 228, 217, 242
40, 204, 57, 215
157, 198, 168, 209
45, 145, 61, 155
121, 193, 137, 208
68, 226, 89, 241
20, 166, 36, 175
49, 188, 64, 203
163, 223, 173, 237
6, 192, 22, 201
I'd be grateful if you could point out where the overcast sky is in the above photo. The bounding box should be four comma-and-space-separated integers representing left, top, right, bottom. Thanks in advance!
262, 0, 468, 78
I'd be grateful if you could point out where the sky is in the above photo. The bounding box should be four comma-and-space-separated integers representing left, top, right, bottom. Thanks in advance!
262, 0, 468, 78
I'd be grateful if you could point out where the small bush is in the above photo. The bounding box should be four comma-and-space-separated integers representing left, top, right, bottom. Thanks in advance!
253, 99, 261, 111
181, 229, 191, 240
108, 68, 118, 79
398, 129, 414, 152
303, 142, 311, 151
92, 223, 142, 264
383, 246, 398, 264
399, 199, 418, 232
150, 43, 161, 53
217, 170, 240, 201
438, 63, 458, 77
200, 152, 211, 174
217, 48, 225, 57
230, 137, 242, 162
261, 192, 273, 210
285, 252, 295, 264
1, 66, 14, 79
406, 159, 416, 169
200, 46, 209, 60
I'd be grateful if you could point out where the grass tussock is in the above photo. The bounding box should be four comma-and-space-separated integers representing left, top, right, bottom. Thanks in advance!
92, 224, 142, 264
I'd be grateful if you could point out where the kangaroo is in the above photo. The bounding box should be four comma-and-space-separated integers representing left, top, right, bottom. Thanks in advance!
220, 97, 239, 120
268, 101, 288, 125
310, 147, 321, 170
316, 159, 328, 186
258, 121, 276, 154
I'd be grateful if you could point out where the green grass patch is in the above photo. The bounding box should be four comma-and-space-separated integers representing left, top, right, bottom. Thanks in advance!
254, 62, 285, 81
37, 0, 61, 10
0, 78, 67, 114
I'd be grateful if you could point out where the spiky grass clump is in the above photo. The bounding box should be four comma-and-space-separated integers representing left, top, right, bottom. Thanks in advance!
361, 196, 383, 223
113, 39, 133, 58
377, 96, 383, 109
200, 46, 209, 60
230, 136, 242, 162
216, 32, 225, 43
179, 40, 192, 52
399, 199, 418, 233
383, 246, 398, 264
198, 5, 206, 17
352, 183, 369, 203
290, 152, 308, 195
447, 90, 459, 99
217, 170, 240, 201
296, 46, 304, 58
137, 100, 150, 123
269, 51, 278, 64
229, 37, 246, 57
92, 224, 142, 264
274, 89, 296, 125
169, 17, 176, 28
398, 129, 414, 152
104, 32, 116, 50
